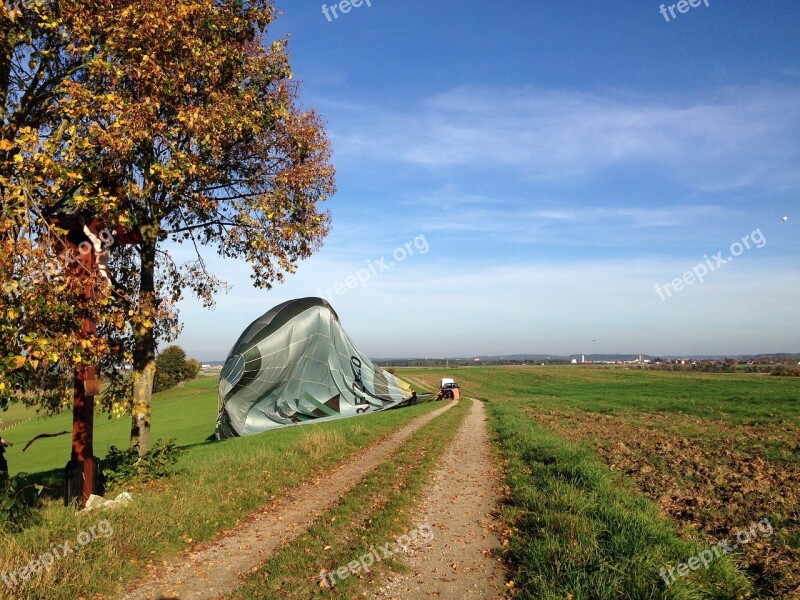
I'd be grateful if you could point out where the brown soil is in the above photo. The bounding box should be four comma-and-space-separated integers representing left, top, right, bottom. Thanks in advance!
375, 398, 507, 599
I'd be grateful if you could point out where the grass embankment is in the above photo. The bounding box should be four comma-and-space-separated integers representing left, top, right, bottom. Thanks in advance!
2, 375, 221, 478
229, 398, 469, 599
399, 366, 799, 598
0, 376, 441, 600
0, 401, 40, 432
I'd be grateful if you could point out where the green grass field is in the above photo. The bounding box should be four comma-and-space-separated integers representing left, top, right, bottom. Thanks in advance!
1, 374, 220, 478
0, 401, 40, 431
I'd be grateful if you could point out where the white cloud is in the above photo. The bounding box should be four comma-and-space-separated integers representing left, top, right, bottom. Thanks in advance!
332, 85, 800, 192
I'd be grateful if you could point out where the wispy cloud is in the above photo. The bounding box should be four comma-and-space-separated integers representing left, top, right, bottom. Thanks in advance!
332, 85, 800, 192
599, 206, 723, 228
532, 210, 579, 221
396, 189, 726, 246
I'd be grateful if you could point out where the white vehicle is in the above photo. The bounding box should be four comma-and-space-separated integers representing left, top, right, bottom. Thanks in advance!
438, 378, 461, 400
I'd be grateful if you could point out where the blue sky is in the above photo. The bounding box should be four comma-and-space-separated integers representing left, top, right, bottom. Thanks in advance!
175, 0, 800, 361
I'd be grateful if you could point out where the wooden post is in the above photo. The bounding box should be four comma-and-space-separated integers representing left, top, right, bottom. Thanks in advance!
55, 216, 103, 509
51, 213, 137, 508
71, 238, 98, 508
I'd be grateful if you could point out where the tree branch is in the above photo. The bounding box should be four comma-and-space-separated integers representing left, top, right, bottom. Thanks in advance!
163, 220, 239, 234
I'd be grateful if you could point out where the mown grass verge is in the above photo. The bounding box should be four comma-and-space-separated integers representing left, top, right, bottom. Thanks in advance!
486, 399, 752, 600
228, 398, 469, 599
0, 401, 441, 600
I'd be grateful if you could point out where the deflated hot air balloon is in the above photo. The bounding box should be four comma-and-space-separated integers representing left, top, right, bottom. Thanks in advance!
215, 297, 413, 438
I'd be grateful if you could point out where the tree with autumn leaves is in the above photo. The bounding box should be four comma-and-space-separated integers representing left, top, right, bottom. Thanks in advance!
1, 0, 123, 415
1, 0, 334, 454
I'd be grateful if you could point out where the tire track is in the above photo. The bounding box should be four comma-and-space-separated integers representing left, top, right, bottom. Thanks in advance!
375, 398, 507, 599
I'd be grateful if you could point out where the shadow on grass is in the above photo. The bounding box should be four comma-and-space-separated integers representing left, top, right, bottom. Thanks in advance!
20, 466, 64, 502
18, 430, 220, 505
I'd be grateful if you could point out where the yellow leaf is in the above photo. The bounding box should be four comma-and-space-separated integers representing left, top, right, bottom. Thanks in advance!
0, 139, 14, 151
12, 356, 25, 369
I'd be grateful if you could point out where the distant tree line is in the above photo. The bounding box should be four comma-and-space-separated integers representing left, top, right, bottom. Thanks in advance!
374, 359, 562, 368
770, 365, 800, 377
378, 359, 799, 374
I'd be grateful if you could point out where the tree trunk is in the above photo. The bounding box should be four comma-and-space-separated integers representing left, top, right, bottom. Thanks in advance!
130, 358, 155, 456
130, 227, 158, 456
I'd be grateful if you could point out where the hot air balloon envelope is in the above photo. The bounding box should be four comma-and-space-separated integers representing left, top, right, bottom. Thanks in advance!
215, 297, 412, 438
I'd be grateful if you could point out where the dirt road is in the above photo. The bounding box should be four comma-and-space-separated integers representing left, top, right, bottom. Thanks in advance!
376, 398, 507, 599
120, 401, 457, 600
